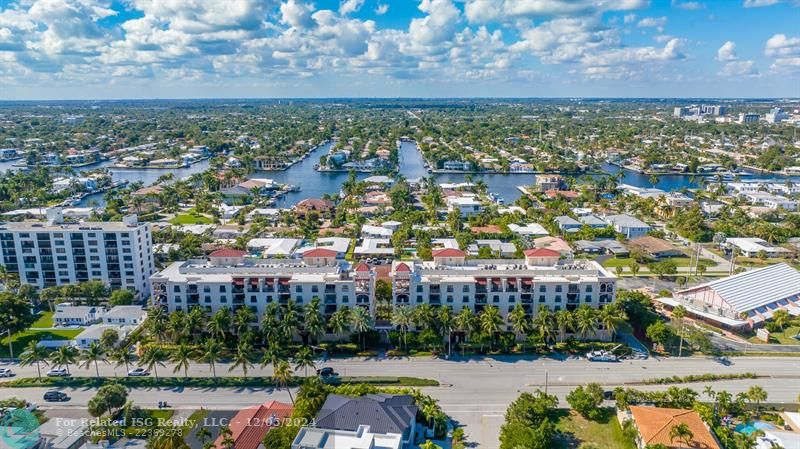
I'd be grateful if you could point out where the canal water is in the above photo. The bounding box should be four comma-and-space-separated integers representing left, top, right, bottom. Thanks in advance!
4, 140, 799, 208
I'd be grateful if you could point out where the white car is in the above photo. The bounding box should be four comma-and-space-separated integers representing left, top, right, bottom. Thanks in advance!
127, 368, 150, 377
46, 368, 70, 377
0, 368, 13, 377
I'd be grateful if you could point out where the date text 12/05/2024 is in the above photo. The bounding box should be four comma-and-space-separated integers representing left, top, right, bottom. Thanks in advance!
50, 416, 317, 437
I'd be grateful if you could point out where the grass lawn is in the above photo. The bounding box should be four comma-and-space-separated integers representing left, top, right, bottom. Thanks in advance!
602, 257, 716, 269
553, 409, 636, 449
168, 213, 213, 225
747, 325, 800, 345
31, 312, 54, 328
0, 328, 83, 357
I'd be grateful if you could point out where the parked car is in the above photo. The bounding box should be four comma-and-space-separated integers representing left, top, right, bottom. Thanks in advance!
317, 367, 337, 377
586, 350, 618, 362
43, 391, 70, 402
127, 368, 150, 377
0, 368, 14, 377
46, 368, 70, 377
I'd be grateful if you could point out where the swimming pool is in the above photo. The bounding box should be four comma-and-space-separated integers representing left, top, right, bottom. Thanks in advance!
735, 421, 775, 435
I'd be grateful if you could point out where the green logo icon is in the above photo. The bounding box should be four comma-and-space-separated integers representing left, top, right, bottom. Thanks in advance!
0, 409, 40, 449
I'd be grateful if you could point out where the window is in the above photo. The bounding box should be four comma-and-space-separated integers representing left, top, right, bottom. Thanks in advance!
539, 295, 546, 303
539, 285, 546, 292
311, 285, 318, 293
463, 296, 469, 303
447, 296, 453, 303
586, 285, 593, 293
416, 285, 423, 292
585, 295, 592, 302
555, 295, 561, 303
342, 285, 349, 292
219, 286, 226, 292
446, 285, 454, 293
204, 286, 211, 293
493, 295, 500, 303
220, 296, 227, 303
341, 296, 349, 303
462, 285, 470, 292
555, 285, 562, 292
509, 295, 516, 303
173, 285, 181, 292
295, 286, 302, 293
416, 295, 423, 303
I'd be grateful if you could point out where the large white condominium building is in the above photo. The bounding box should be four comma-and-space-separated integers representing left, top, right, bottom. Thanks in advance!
150, 248, 375, 318
0, 209, 154, 297
391, 248, 616, 321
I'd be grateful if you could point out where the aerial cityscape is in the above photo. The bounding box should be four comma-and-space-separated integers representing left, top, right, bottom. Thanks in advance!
1, 1, 800, 449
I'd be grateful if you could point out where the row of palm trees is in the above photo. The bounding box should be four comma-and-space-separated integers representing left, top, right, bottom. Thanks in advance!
391, 302, 628, 353
145, 299, 374, 351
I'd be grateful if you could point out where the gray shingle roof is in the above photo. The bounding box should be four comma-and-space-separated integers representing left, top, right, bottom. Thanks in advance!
315, 394, 417, 434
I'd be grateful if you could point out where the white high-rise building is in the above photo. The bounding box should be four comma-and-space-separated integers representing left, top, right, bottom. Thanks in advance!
0, 209, 154, 297
150, 248, 375, 319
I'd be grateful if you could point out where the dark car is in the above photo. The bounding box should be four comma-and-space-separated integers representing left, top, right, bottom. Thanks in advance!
43, 391, 70, 402
317, 367, 337, 377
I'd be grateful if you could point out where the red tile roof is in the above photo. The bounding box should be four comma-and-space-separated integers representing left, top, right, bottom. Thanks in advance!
212, 401, 293, 449
524, 248, 560, 257
395, 262, 410, 272
629, 406, 721, 449
303, 248, 337, 257
209, 248, 247, 258
354, 262, 371, 272
432, 248, 465, 257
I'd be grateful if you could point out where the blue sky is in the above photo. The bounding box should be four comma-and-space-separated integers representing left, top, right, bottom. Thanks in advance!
0, 0, 798, 99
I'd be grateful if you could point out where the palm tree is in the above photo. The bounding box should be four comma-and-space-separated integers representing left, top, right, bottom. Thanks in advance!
140, 347, 167, 380
195, 427, 211, 445
328, 307, 351, 343
233, 307, 255, 337
19, 341, 49, 379
109, 346, 135, 377
454, 307, 476, 356
199, 339, 224, 379
575, 306, 598, 342
171, 344, 195, 378
555, 310, 574, 344
479, 306, 503, 351
80, 342, 106, 378
413, 304, 436, 329
50, 345, 79, 375
746, 385, 768, 414
293, 346, 315, 377
228, 341, 254, 378
598, 305, 626, 342
669, 423, 694, 449
351, 306, 373, 351
273, 360, 295, 404
147, 308, 169, 346
303, 298, 326, 344
438, 306, 454, 357
208, 307, 232, 342
533, 305, 557, 346
507, 304, 529, 340
391, 306, 414, 350
673, 305, 687, 357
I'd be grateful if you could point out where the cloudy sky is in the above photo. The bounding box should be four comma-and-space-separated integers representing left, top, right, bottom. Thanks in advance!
0, 0, 799, 99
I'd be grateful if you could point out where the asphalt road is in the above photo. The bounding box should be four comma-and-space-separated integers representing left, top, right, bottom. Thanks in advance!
3, 356, 800, 448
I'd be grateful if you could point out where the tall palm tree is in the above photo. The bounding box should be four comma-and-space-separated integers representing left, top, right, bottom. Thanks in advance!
454, 307, 476, 356
199, 339, 224, 379
598, 305, 626, 342
147, 308, 169, 346
140, 347, 167, 380
413, 304, 435, 329
507, 304, 530, 339
532, 306, 556, 346
233, 307, 255, 336
293, 346, 316, 377
555, 310, 574, 344
438, 306, 454, 357
391, 306, 414, 350
80, 342, 106, 378
303, 298, 326, 344
19, 341, 49, 379
228, 341, 254, 378
110, 346, 135, 377
208, 307, 232, 342
746, 385, 768, 414
171, 344, 195, 378
669, 423, 694, 449
273, 360, 295, 404
479, 306, 503, 351
575, 306, 598, 342
50, 345, 79, 375
328, 307, 351, 343
351, 306, 373, 351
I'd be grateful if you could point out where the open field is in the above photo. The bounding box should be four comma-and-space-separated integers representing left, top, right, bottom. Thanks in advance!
0, 328, 83, 357
553, 409, 636, 449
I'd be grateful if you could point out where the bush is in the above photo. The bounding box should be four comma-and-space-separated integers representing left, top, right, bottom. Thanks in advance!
566, 383, 604, 421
